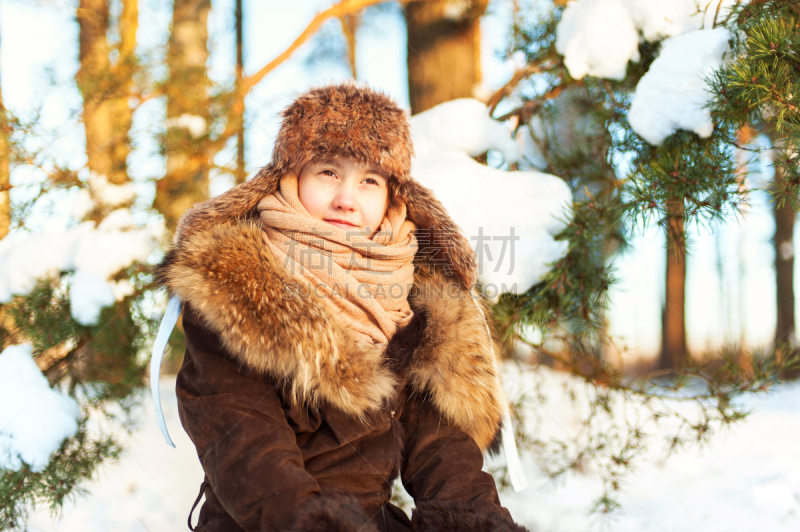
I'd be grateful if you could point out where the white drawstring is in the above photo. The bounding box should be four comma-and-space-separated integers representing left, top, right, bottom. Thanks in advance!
151, 294, 182, 448
470, 291, 529, 493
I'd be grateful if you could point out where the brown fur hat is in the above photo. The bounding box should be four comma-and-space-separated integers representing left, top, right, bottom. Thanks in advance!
270, 82, 413, 184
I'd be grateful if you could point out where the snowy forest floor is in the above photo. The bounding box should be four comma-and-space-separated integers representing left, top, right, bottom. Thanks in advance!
23, 366, 800, 532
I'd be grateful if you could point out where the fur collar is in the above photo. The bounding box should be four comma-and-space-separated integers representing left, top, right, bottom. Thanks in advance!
156, 176, 506, 450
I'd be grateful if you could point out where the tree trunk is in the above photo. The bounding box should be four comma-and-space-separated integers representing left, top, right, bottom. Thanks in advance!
0, 23, 9, 239
659, 199, 687, 369
77, 0, 137, 190
154, 0, 212, 231
404, 0, 488, 114
773, 163, 796, 348
77, 0, 113, 182
109, 0, 138, 185
235, 0, 246, 185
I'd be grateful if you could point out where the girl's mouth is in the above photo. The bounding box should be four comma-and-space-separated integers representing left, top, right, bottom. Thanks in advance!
324, 219, 359, 230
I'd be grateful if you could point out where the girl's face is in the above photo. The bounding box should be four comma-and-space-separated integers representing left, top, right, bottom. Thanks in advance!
298, 156, 390, 237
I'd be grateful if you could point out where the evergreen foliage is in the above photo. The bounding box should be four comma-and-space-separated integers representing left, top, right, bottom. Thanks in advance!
0, 417, 124, 530
491, 0, 800, 515
0, 7, 162, 524
0, 273, 155, 527
709, 0, 800, 205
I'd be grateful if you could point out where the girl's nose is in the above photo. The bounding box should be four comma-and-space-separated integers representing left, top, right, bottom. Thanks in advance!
331, 184, 356, 211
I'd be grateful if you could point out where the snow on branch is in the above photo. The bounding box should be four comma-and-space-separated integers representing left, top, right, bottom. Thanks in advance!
0, 345, 80, 472
629, 28, 731, 145
555, 0, 741, 145
555, 0, 640, 81
410, 99, 572, 297
0, 209, 163, 326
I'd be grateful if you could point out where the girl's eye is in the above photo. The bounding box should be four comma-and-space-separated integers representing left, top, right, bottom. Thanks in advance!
363, 177, 379, 185
321, 169, 336, 177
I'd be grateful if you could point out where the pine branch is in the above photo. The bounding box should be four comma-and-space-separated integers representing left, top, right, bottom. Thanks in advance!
487, 60, 555, 116
495, 80, 570, 122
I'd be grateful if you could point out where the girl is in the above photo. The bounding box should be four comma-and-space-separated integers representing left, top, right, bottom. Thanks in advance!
156, 83, 528, 532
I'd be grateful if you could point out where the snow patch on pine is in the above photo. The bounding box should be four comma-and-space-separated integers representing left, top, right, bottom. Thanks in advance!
0, 345, 81, 472
553, 1, 740, 144
70, 271, 117, 326
410, 99, 572, 296
0, 210, 163, 326
622, 0, 740, 41
629, 28, 731, 145
555, 0, 640, 81
555, 0, 739, 81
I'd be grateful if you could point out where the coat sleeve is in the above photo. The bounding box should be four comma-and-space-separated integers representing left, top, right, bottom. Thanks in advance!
176, 303, 377, 532
399, 392, 529, 532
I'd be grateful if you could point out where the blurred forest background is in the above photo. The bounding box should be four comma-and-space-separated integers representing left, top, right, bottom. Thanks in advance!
0, 0, 799, 530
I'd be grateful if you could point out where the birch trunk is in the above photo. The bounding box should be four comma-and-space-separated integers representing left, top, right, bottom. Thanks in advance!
77, 0, 113, 182
154, 0, 212, 231
77, 0, 137, 189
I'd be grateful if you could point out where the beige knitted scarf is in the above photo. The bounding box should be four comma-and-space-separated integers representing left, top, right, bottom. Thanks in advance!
257, 174, 418, 345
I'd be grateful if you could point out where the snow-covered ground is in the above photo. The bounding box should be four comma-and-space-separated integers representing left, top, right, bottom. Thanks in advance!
23, 370, 800, 532
496, 365, 800, 532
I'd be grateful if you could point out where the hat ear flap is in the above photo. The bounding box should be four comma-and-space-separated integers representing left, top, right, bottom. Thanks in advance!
173, 165, 281, 244
398, 177, 477, 289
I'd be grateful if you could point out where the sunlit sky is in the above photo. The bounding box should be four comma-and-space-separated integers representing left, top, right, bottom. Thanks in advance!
1, 0, 790, 359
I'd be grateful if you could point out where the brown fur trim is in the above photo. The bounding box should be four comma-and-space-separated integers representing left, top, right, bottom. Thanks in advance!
172, 167, 278, 244
157, 221, 397, 418
287, 490, 378, 532
407, 265, 506, 450
410, 500, 530, 532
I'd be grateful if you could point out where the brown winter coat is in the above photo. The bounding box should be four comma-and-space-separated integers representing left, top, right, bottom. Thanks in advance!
155, 83, 528, 532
